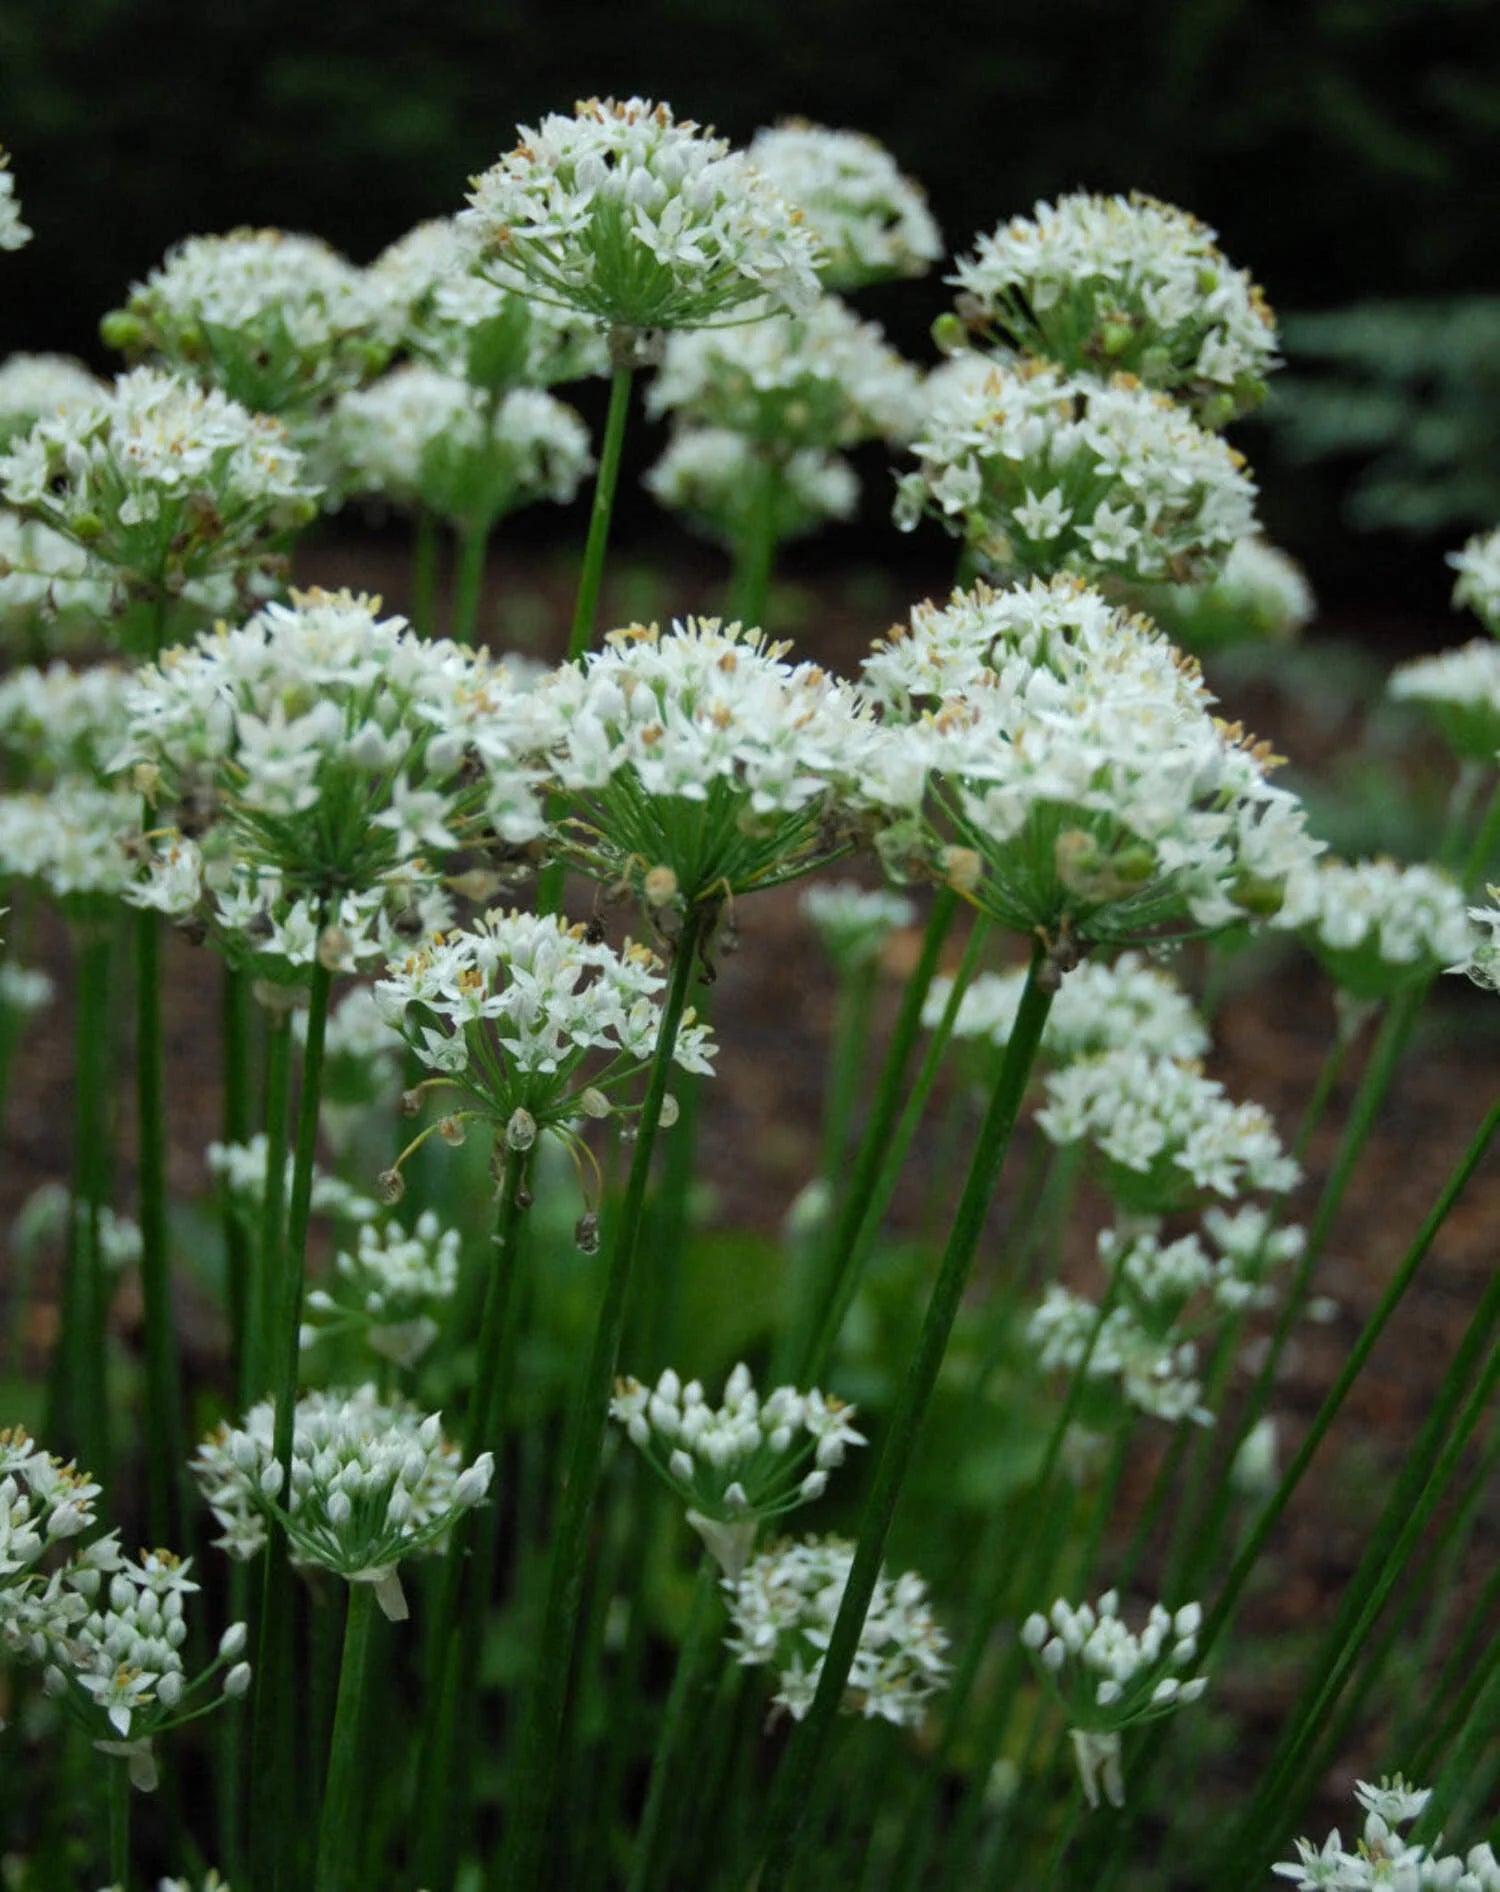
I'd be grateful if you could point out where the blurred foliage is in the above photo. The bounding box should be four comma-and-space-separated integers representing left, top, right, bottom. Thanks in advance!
1271, 299, 1500, 536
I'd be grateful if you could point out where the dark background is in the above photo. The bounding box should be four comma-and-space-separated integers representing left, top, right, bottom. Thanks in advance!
3, 0, 1498, 613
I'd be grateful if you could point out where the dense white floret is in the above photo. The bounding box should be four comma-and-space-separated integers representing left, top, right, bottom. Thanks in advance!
746, 122, 943, 289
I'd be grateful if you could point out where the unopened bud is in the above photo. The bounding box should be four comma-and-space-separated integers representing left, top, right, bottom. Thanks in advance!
643, 865, 678, 908
224, 1661, 253, 1699
658, 1094, 679, 1129
579, 1087, 611, 1120
376, 1167, 406, 1205
506, 1107, 537, 1152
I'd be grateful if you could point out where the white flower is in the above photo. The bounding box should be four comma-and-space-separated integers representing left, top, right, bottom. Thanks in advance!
207, 1133, 379, 1228
0, 960, 53, 1018
0, 353, 105, 448
301, 1211, 460, 1369
0, 508, 116, 638
950, 191, 1277, 422
1389, 638, 1500, 761
0, 780, 140, 907
726, 1536, 949, 1728
1273, 1777, 1500, 1890
895, 355, 1258, 585
1036, 1047, 1298, 1212
459, 97, 823, 331
333, 365, 593, 525
801, 882, 914, 972
1273, 855, 1478, 1000
648, 293, 923, 449
0, 660, 134, 786
191, 1387, 493, 1621
0, 368, 320, 593
0, 149, 30, 252
746, 122, 943, 289
645, 427, 857, 548
105, 228, 397, 416
1450, 522, 1500, 637
926, 948, 1208, 1066
611, 1363, 864, 1573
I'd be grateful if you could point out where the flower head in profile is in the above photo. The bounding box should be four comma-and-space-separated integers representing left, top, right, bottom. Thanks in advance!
1138, 533, 1314, 654
191, 1385, 493, 1622
726, 1536, 949, 1727
1274, 855, 1478, 1001
1389, 638, 1500, 762
375, 907, 715, 1198
103, 228, 398, 419
862, 580, 1320, 945
369, 215, 608, 388
611, 1363, 864, 1575
1449, 522, 1500, 638
1020, 1590, 1205, 1807
301, 1210, 460, 1370
527, 617, 885, 916
1273, 1777, 1500, 1890
645, 427, 857, 551
459, 97, 822, 334
1451, 886, 1500, 996
648, 293, 923, 451
0, 369, 320, 606
746, 122, 943, 290
801, 881, 914, 974
0, 149, 30, 252
332, 366, 593, 531
949, 192, 1277, 425
0, 353, 105, 449
894, 356, 1258, 586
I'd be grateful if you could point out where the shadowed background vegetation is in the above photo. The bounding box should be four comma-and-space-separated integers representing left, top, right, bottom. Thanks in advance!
3, 0, 1499, 608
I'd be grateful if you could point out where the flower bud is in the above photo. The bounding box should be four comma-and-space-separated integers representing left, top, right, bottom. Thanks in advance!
219, 1622, 247, 1660
376, 1167, 406, 1205
505, 1107, 537, 1152
224, 1662, 253, 1699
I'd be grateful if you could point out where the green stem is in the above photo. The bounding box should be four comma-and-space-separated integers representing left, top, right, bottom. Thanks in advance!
271, 958, 332, 1478
627, 1554, 722, 1892
820, 959, 878, 1187
753, 943, 1055, 1890
314, 1583, 378, 1892
136, 896, 183, 1548
450, 518, 491, 646
245, 1012, 292, 1407
785, 887, 962, 1383
1461, 777, 1500, 888
565, 363, 634, 664
413, 507, 440, 638
412, 1153, 533, 1892
222, 963, 252, 1397
726, 447, 781, 630
500, 902, 705, 1889
109, 1759, 130, 1890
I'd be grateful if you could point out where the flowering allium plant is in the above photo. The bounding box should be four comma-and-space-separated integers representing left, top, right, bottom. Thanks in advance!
102, 229, 397, 419
375, 907, 715, 1194
1141, 532, 1315, 653
1020, 1591, 1206, 1807
611, 1363, 864, 1574
1448, 521, 1500, 637
801, 881, 914, 972
948, 191, 1277, 424
0, 352, 105, 447
528, 616, 885, 915
332, 366, 593, 531
1389, 637, 1500, 761
1274, 855, 1478, 1000
0, 368, 320, 609
1273, 1778, 1500, 1889
0, 148, 29, 251
459, 97, 823, 335
894, 355, 1258, 585
301, 1210, 460, 1369
726, 1536, 949, 1726
645, 427, 857, 549
191, 1386, 493, 1621
746, 121, 944, 289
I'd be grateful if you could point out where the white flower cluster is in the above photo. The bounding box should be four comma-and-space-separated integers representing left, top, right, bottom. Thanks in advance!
0, 509, 114, 638
1145, 533, 1315, 653
1389, 640, 1500, 762
949, 192, 1276, 423
895, 355, 1257, 585
648, 294, 923, 450
206, 1133, 378, 1227
1020, 1590, 1205, 1808
1450, 523, 1500, 638
0, 368, 320, 594
0, 660, 133, 784
1028, 1214, 1304, 1427
926, 949, 1209, 1066
1274, 1778, 1500, 1890
1274, 856, 1478, 1000
0, 780, 141, 908
0, 149, 29, 252
862, 580, 1317, 942
118, 588, 546, 902
377, 908, 714, 1179
333, 366, 593, 527
1036, 1048, 1298, 1212
1453, 886, 1500, 995
725, 1536, 949, 1727
191, 1386, 494, 1622
0, 1430, 104, 1611
611, 1363, 864, 1575
645, 428, 857, 548
531, 617, 883, 907
459, 97, 823, 332
746, 122, 943, 289
42, 1552, 249, 1784
302, 1211, 461, 1369
105, 229, 397, 416
0, 959, 54, 1017
0, 353, 104, 447
12, 1183, 143, 1275
801, 880, 914, 972
370, 217, 608, 388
